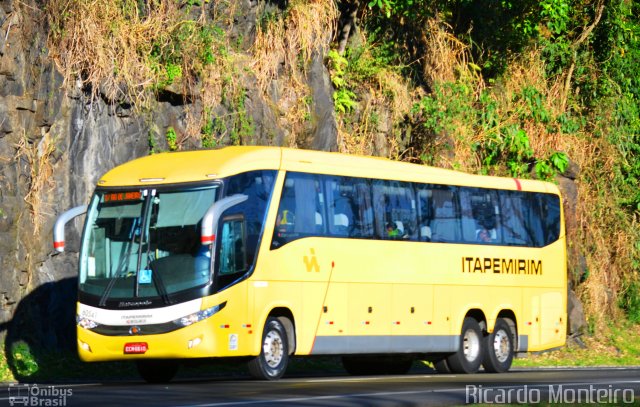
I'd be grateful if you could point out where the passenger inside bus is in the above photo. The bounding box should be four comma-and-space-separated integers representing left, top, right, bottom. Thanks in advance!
474, 203, 497, 243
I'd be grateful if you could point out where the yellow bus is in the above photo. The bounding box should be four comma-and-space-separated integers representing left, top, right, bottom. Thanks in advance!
53, 146, 566, 382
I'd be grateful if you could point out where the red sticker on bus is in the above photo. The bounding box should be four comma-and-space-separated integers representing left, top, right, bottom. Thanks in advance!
124, 342, 148, 354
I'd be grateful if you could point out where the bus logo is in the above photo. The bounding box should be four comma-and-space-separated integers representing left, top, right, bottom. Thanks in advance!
303, 248, 320, 273
8, 384, 29, 406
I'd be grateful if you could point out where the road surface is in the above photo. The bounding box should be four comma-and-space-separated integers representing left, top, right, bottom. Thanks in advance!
1, 366, 639, 406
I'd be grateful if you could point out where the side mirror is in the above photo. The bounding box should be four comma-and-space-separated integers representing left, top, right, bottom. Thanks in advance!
53, 205, 88, 252
201, 194, 248, 245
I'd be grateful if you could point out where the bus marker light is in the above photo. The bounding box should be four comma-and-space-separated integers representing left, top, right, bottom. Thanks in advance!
124, 342, 148, 354
79, 341, 92, 353
242, 324, 252, 328
393, 321, 401, 325
363, 321, 370, 325
201, 234, 215, 245
326, 321, 334, 325
139, 178, 165, 183
527, 321, 532, 325
220, 324, 230, 328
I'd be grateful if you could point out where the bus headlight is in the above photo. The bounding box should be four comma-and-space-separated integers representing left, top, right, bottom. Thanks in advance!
77, 316, 99, 330
174, 302, 225, 327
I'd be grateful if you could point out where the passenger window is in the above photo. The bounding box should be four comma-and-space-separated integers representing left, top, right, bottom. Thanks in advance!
323, 176, 374, 238
540, 194, 561, 245
500, 192, 532, 246
372, 180, 417, 240
429, 186, 461, 242
460, 188, 501, 244
271, 173, 324, 248
415, 186, 433, 241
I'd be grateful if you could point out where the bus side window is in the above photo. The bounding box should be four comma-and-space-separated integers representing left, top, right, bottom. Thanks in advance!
500, 192, 529, 246
460, 187, 501, 244
430, 187, 461, 242
324, 177, 353, 237
371, 180, 416, 240
219, 216, 247, 275
416, 186, 433, 241
540, 194, 561, 245
271, 172, 323, 248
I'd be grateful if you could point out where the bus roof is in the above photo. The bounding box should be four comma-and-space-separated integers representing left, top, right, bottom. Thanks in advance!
97, 146, 559, 194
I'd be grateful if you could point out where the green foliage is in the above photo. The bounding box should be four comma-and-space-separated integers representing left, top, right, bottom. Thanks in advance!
201, 118, 217, 149
535, 152, 568, 180
619, 278, 640, 323
10, 341, 39, 378
367, 0, 395, 18
327, 50, 358, 114
519, 86, 550, 124
165, 127, 178, 151
480, 125, 533, 177
148, 18, 224, 91
412, 81, 472, 135
540, 0, 571, 35
148, 131, 158, 154
333, 89, 358, 114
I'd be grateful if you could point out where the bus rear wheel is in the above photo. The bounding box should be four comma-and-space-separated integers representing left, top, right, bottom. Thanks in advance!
446, 317, 483, 374
136, 359, 179, 383
482, 318, 514, 373
248, 317, 289, 380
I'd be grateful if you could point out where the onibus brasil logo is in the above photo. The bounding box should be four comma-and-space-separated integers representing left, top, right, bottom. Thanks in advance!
8, 384, 73, 406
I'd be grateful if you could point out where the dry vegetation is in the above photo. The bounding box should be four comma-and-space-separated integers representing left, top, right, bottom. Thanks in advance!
14, 133, 56, 236
251, 0, 337, 145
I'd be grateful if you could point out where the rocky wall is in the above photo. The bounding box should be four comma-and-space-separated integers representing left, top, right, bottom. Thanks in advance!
0, 0, 338, 353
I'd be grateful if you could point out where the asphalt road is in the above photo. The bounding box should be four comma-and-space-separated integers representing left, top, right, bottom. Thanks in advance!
1, 367, 639, 406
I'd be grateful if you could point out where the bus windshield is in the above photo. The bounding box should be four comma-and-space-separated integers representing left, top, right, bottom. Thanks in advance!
79, 186, 219, 304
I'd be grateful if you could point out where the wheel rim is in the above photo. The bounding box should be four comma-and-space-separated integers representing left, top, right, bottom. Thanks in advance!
493, 329, 511, 363
463, 328, 481, 362
263, 330, 284, 368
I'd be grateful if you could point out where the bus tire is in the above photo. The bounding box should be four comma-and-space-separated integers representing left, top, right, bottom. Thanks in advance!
248, 317, 289, 380
482, 318, 514, 373
136, 359, 179, 383
446, 317, 483, 374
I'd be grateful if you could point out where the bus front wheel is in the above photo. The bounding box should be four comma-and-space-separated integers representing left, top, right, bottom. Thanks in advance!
446, 317, 483, 374
482, 318, 514, 373
248, 317, 289, 380
136, 359, 179, 383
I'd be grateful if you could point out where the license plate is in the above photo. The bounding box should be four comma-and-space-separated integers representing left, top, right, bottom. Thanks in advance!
124, 342, 148, 354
